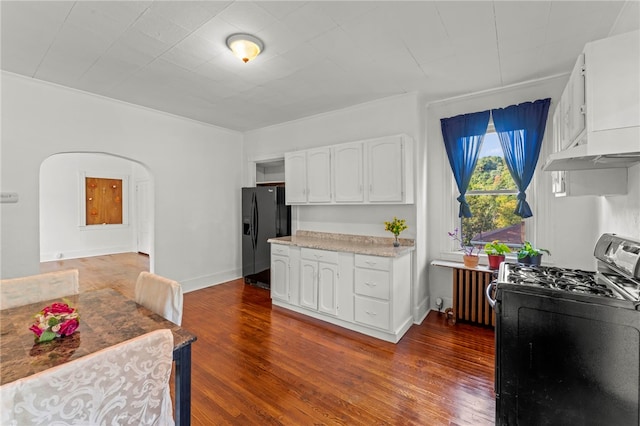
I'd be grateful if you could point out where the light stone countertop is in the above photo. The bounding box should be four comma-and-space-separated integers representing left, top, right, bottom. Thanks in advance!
268, 230, 415, 257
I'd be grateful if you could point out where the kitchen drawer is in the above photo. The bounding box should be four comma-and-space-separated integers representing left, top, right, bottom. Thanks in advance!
271, 244, 289, 256
301, 248, 338, 264
355, 254, 391, 271
355, 268, 390, 300
354, 296, 390, 330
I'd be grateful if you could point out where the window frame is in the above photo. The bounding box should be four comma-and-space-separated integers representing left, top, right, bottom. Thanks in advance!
78, 171, 130, 230
441, 124, 539, 261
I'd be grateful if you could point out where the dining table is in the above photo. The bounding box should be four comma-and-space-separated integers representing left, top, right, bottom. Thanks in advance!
0, 287, 197, 426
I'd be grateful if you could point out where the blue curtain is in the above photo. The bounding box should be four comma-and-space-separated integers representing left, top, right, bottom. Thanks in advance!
440, 110, 490, 218
492, 98, 551, 218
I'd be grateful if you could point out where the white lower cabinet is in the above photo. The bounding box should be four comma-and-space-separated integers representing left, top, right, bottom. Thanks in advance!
271, 244, 299, 305
270, 243, 413, 343
300, 248, 339, 315
271, 254, 289, 302
353, 254, 411, 335
354, 297, 391, 330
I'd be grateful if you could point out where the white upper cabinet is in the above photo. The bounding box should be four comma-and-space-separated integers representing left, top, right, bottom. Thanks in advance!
367, 136, 404, 202
545, 30, 640, 172
554, 54, 586, 152
284, 134, 414, 205
284, 151, 307, 203
567, 55, 586, 145
333, 142, 364, 202
285, 148, 331, 204
585, 29, 640, 155
306, 148, 332, 203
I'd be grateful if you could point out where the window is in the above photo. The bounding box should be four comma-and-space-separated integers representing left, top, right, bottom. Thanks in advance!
79, 172, 129, 228
459, 129, 524, 248
85, 177, 123, 225
443, 98, 550, 256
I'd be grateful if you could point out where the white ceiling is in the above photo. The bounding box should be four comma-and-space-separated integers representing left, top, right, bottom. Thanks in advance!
1, 1, 638, 131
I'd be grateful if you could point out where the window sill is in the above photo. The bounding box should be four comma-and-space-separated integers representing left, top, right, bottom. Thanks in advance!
431, 259, 496, 273
79, 224, 129, 231
436, 251, 555, 267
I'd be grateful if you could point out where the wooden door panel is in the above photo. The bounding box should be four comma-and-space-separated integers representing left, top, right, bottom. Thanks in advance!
86, 177, 123, 225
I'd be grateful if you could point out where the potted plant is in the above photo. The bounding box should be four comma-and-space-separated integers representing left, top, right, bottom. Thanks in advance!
448, 228, 479, 268
484, 240, 511, 270
517, 241, 550, 266
384, 217, 408, 247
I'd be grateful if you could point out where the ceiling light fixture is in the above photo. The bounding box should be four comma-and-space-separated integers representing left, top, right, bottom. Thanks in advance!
226, 34, 264, 63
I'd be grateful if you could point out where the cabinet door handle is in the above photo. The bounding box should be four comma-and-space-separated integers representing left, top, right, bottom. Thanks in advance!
315, 254, 322, 259
365, 281, 377, 287
365, 261, 376, 266
366, 311, 377, 316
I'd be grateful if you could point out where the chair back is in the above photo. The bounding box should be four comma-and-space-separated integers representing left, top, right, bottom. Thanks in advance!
0, 269, 79, 310
135, 271, 184, 325
0, 329, 175, 426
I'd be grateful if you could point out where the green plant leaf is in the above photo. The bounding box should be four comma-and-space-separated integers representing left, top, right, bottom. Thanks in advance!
38, 330, 56, 342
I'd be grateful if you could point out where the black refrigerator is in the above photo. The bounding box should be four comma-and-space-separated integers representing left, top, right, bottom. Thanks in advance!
242, 186, 291, 288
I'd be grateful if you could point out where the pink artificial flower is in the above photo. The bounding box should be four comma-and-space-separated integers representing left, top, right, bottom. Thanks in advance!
43, 302, 74, 315
29, 324, 44, 337
58, 319, 79, 336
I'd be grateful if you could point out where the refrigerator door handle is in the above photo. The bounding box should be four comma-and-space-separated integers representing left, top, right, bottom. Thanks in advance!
275, 191, 280, 236
253, 193, 259, 249
250, 192, 256, 250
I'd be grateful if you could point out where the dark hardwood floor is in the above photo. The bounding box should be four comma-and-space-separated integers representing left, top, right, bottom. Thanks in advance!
42, 253, 496, 425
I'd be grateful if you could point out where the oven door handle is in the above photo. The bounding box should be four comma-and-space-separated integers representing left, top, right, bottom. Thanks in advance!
486, 280, 497, 309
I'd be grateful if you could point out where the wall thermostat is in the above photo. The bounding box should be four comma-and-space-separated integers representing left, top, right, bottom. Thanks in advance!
1, 192, 19, 203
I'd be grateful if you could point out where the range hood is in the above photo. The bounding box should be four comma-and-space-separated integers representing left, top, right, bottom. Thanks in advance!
543, 144, 640, 171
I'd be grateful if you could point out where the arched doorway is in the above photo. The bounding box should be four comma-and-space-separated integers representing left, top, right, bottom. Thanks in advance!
39, 152, 154, 270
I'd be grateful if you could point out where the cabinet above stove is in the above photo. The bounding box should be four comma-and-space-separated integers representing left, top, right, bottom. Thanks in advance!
544, 29, 640, 172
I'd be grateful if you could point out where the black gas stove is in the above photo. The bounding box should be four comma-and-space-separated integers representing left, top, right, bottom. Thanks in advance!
500, 263, 639, 307
487, 234, 640, 426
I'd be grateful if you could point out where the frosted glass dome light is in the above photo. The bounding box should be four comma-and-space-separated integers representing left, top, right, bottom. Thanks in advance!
226, 34, 264, 63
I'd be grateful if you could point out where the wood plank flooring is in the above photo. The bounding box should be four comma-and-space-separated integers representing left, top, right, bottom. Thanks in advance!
41, 253, 496, 425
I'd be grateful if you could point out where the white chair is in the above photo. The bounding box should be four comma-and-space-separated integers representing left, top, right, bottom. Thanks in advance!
0, 329, 175, 426
135, 271, 184, 325
0, 269, 79, 310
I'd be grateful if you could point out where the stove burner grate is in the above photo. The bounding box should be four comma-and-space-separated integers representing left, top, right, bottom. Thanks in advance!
506, 264, 622, 298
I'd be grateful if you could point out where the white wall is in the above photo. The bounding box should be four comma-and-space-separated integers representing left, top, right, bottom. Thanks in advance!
598, 163, 640, 241
1, 72, 243, 292
39, 153, 149, 262
243, 93, 431, 322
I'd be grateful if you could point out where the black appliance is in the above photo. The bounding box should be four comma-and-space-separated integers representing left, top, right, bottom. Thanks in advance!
486, 233, 640, 426
242, 186, 290, 288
